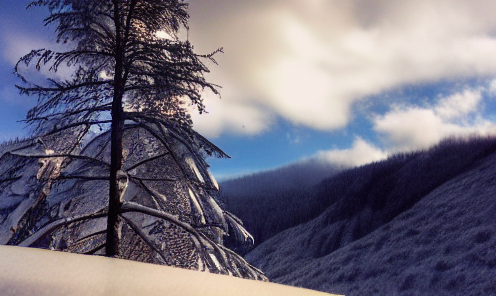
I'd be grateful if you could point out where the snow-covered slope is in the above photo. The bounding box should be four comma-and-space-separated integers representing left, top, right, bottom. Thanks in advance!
0, 245, 339, 296
246, 150, 496, 295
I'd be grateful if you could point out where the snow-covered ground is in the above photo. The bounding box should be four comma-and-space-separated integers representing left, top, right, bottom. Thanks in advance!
246, 152, 496, 296
0, 245, 340, 296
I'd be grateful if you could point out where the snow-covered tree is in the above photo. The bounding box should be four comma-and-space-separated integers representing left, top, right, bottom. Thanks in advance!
10, 0, 265, 279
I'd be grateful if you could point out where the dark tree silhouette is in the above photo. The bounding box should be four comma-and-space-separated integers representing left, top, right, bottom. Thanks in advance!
9, 0, 265, 279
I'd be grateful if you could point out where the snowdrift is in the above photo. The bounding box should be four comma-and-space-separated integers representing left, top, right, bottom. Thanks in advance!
0, 245, 338, 296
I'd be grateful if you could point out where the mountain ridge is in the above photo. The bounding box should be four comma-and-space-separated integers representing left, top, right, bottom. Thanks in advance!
243, 137, 496, 295
222, 136, 496, 249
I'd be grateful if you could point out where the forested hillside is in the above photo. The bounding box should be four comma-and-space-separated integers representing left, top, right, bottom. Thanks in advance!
222, 136, 496, 251
220, 158, 340, 249
245, 136, 496, 295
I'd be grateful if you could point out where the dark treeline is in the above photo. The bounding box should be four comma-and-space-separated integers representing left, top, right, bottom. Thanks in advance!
221, 158, 341, 197
219, 158, 341, 250
221, 136, 496, 251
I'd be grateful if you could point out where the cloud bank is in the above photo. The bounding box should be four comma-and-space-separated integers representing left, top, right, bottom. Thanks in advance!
316, 82, 496, 167
374, 85, 496, 151
316, 137, 388, 167
188, 0, 496, 137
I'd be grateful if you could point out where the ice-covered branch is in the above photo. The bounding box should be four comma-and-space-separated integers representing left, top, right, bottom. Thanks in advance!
125, 152, 170, 172
8, 152, 109, 167
18, 211, 108, 247
120, 215, 169, 263
120, 201, 267, 280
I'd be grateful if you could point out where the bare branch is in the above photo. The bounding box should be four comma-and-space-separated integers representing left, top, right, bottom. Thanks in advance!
0, 177, 22, 183
128, 176, 178, 182
8, 152, 109, 167
131, 178, 162, 211
18, 211, 108, 247
19, 80, 113, 94
120, 214, 169, 263
36, 120, 112, 137
57, 175, 110, 181
121, 202, 202, 238
74, 229, 107, 244
83, 243, 105, 255
125, 152, 170, 172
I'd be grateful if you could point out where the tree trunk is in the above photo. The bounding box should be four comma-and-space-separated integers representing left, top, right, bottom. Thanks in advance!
106, 96, 124, 257
106, 0, 124, 257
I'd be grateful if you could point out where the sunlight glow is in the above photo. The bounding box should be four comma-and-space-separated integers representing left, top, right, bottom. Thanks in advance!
98, 71, 112, 80
155, 30, 172, 40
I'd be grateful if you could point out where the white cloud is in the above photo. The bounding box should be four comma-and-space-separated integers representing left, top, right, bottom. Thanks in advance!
435, 89, 482, 120
188, 0, 496, 136
489, 79, 496, 96
3, 0, 495, 141
315, 84, 495, 167
190, 90, 273, 138
1, 29, 75, 88
1, 32, 50, 66
373, 88, 496, 151
374, 107, 460, 150
316, 137, 388, 167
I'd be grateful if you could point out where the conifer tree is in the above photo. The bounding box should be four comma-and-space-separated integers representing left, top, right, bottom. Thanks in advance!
13, 0, 252, 270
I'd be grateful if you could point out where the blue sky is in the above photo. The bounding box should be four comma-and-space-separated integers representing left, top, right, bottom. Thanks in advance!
1, 0, 496, 180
